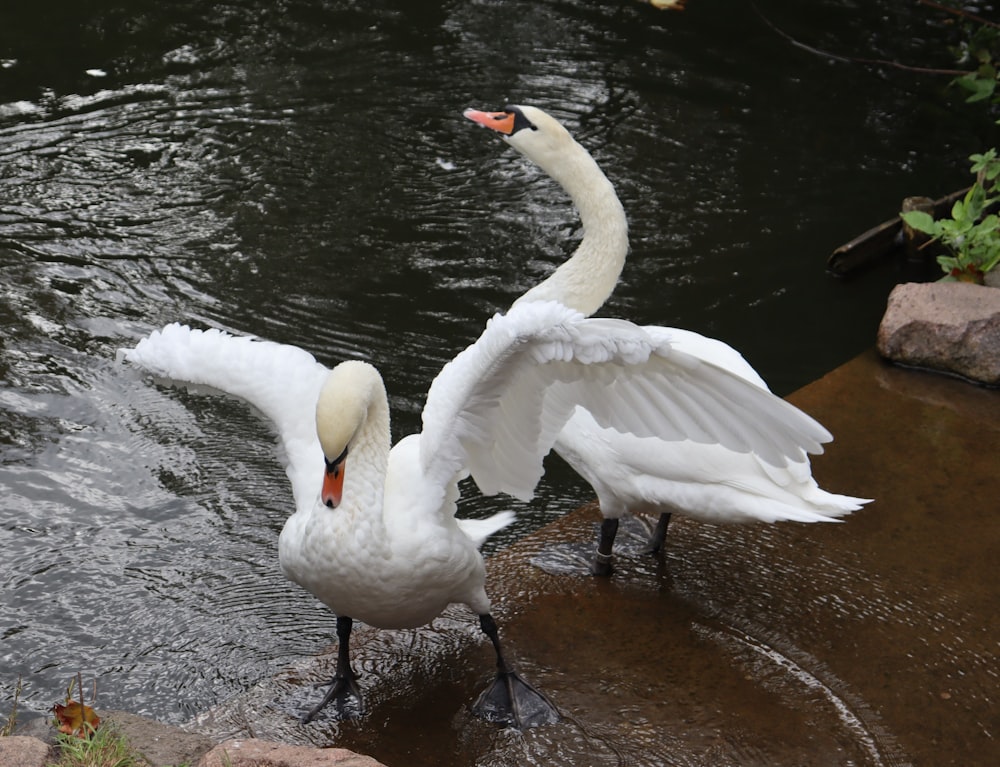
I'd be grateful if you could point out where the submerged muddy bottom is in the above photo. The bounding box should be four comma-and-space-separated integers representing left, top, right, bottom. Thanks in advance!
187, 352, 1000, 766
194, 526, 894, 767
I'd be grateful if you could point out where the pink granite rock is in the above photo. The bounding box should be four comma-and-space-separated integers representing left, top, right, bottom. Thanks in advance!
197, 738, 388, 767
877, 282, 1000, 385
0, 735, 52, 767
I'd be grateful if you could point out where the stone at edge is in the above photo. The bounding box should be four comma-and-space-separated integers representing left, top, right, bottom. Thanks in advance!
104, 710, 216, 767
877, 281, 1000, 385
0, 735, 52, 767
197, 738, 389, 767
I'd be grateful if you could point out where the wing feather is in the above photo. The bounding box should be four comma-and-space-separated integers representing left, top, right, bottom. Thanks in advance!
120, 323, 331, 512
419, 302, 831, 502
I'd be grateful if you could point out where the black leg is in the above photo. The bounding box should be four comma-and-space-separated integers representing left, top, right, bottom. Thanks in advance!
302, 615, 364, 723
471, 613, 559, 729
591, 517, 619, 576
641, 512, 672, 555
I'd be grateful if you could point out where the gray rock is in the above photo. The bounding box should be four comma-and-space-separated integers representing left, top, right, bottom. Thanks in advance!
13, 713, 58, 746
7, 710, 387, 767
103, 710, 216, 767
0, 735, 52, 767
197, 738, 389, 767
877, 281, 1000, 385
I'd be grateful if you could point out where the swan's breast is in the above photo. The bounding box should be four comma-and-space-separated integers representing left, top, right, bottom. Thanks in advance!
277, 498, 489, 629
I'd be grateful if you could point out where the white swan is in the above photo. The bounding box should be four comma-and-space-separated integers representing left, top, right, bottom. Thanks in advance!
122, 293, 833, 724
465, 104, 870, 575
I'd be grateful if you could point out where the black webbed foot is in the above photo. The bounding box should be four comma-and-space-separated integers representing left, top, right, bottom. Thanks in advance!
302, 669, 364, 723
301, 614, 364, 724
473, 668, 560, 729
473, 613, 559, 729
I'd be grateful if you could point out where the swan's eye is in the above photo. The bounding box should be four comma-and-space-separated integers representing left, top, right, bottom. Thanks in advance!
507, 109, 537, 134
326, 446, 348, 472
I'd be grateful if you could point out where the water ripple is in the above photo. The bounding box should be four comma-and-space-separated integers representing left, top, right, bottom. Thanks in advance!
0, 3, 989, 762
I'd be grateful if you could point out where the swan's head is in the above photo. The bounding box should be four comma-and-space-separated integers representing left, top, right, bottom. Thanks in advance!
315, 359, 385, 508
463, 104, 576, 171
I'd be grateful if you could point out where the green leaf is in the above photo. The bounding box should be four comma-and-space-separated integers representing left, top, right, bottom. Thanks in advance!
976, 214, 1000, 234
982, 251, 1000, 272
937, 254, 961, 271
965, 78, 996, 103
938, 218, 971, 239
900, 210, 937, 233
970, 148, 998, 170
964, 185, 986, 219
956, 72, 981, 92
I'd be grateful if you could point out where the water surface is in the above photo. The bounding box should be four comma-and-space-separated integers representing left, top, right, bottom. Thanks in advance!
1, 0, 995, 762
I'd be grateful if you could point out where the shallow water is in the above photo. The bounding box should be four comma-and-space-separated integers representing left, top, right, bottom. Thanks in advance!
1, 0, 996, 763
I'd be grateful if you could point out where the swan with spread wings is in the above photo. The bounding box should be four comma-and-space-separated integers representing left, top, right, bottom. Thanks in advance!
465, 104, 869, 576
122, 294, 828, 726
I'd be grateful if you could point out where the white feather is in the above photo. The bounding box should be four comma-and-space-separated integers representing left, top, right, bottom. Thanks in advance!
464, 103, 871, 558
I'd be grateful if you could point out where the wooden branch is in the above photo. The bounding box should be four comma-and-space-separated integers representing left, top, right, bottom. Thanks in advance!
750, 1, 972, 76
826, 187, 970, 276
918, 0, 1000, 31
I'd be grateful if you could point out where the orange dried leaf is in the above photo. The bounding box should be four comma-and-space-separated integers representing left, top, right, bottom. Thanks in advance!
51, 701, 101, 738
649, 0, 686, 9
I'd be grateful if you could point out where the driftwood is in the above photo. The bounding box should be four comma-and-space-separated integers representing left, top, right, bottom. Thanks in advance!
827, 187, 970, 276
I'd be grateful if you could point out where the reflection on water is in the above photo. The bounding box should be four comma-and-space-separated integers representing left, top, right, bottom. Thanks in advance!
0, 0, 995, 763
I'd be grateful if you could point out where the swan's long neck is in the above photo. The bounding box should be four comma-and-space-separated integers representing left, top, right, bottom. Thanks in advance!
349, 393, 391, 514
511, 141, 628, 318
316, 362, 392, 516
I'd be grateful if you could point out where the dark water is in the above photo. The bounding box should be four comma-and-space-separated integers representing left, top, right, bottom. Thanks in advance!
0, 0, 995, 759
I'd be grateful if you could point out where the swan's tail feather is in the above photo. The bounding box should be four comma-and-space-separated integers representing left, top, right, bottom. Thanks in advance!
738, 492, 871, 524
458, 511, 516, 549
627, 474, 871, 526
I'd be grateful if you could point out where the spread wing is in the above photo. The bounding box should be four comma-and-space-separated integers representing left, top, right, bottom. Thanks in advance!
120, 323, 331, 513
419, 301, 831, 502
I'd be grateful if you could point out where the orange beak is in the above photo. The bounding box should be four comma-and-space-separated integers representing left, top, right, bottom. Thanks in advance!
322, 457, 345, 508
463, 108, 516, 135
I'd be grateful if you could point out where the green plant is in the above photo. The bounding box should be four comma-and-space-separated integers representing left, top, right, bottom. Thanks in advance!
950, 14, 1000, 105
45, 722, 195, 767
901, 149, 1000, 282
46, 722, 147, 767
1, 676, 24, 737
900, 4, 1000, 281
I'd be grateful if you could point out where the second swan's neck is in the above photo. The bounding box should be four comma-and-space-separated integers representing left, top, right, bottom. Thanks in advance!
511, 140, 628, 318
